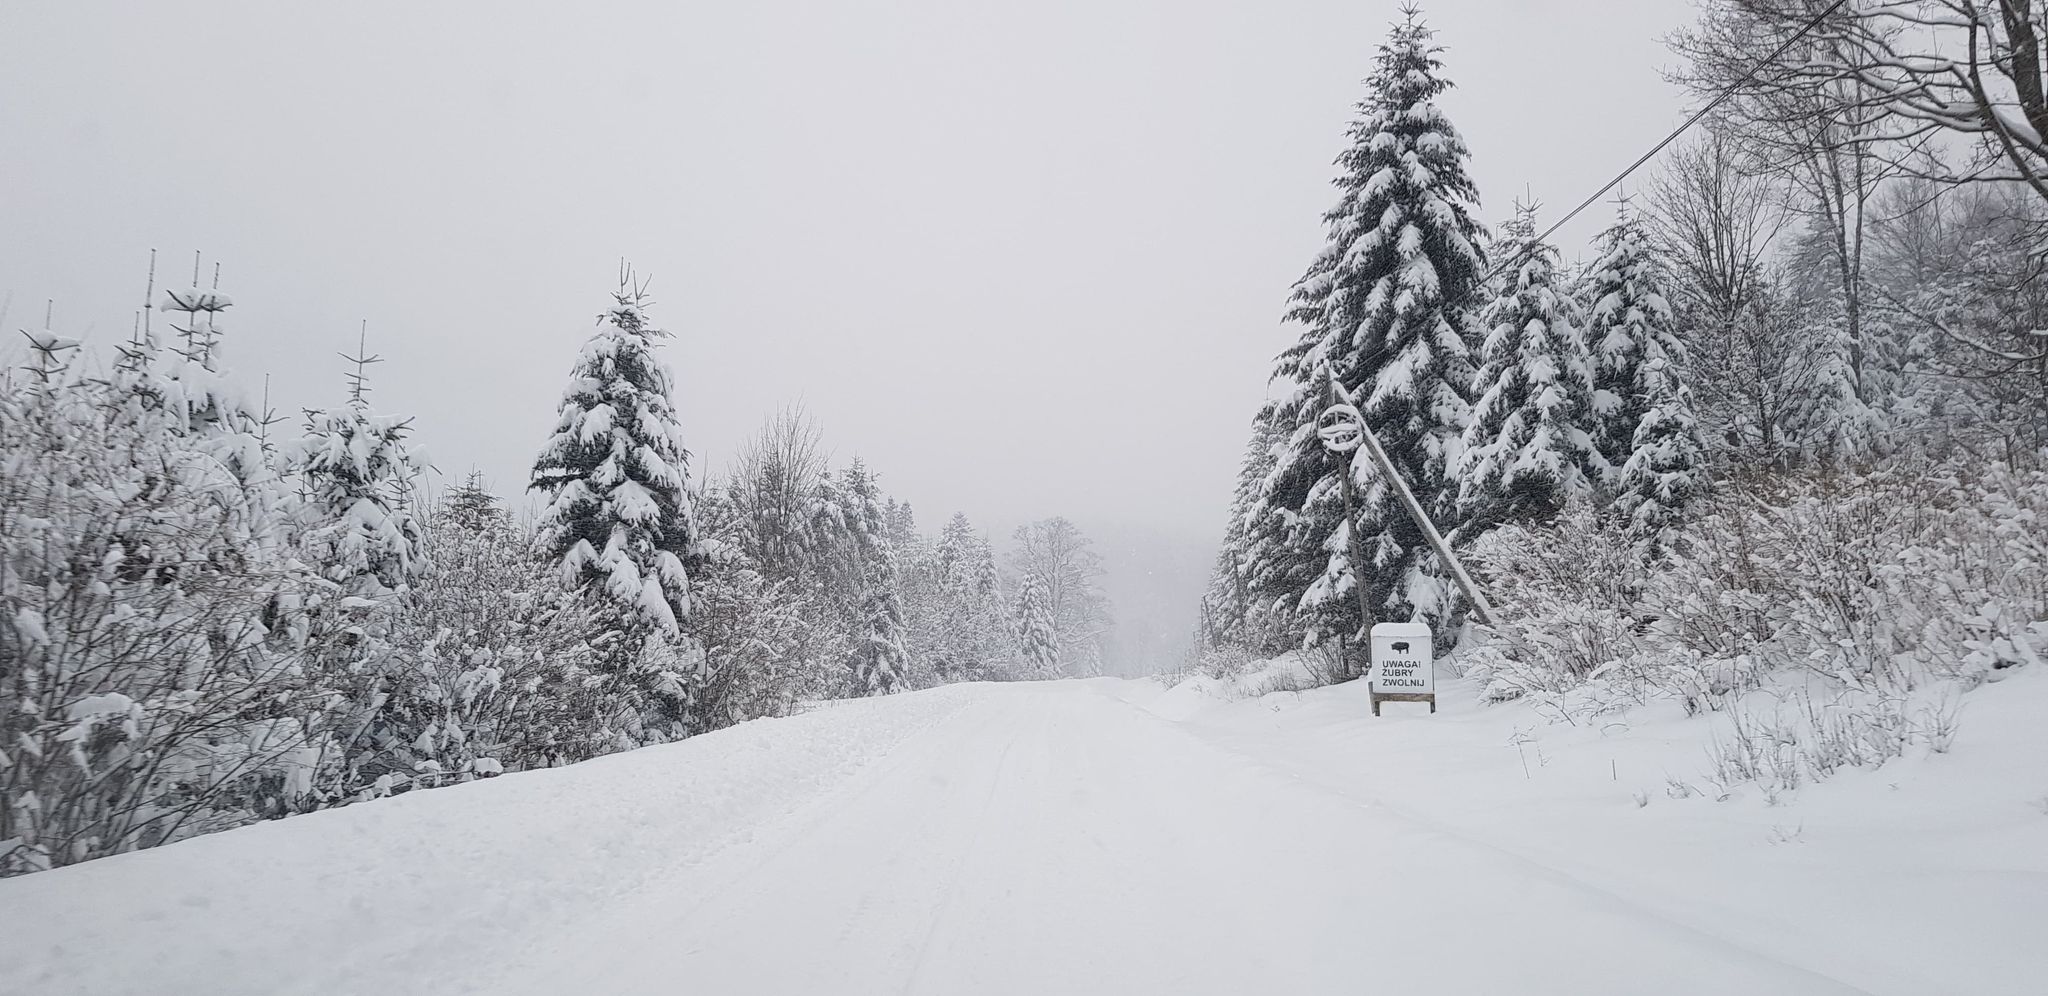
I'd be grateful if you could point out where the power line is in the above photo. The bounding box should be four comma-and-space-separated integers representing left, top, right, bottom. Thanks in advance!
1485, 0, 1851, 283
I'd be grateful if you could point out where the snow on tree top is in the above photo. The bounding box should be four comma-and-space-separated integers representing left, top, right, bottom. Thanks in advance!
159, 289, 233, 313
21, 330, 81, 352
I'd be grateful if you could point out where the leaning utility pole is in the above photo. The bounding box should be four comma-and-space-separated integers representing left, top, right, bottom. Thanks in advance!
1318, 371, 1533, 659
1315, 373, 1377, 678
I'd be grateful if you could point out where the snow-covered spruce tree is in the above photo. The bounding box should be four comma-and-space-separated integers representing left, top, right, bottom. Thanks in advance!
108, 311, 167, 413
934, 512, 977, 580
1265, 6, 1488, 642
287, 343, 431, 801
1017, 573, 1060, 678
912, 512, 1013, 684
129, 271, 296, 577
966, 532, 1016, 675
290, 371, 427, 602
1458, 201, 1596, 530
951, 518, 1010, 681
1008, 518, 1110, 676
1201, 426, 1283, 653
443, 471, 506, 532
900, 514, 964, 685
970, 534, 1002, 605
884, 498, 921, 560
157, 281, 235, 433
155, 277, 274, 492
1613, 357, 1708, 548
1584, 206, 1682, 477
530, 269, 699, 742
1581, 206, 1708, 541
842, 461, 908, 696
855, 566, 911, 695
1233, 405, 1315, 650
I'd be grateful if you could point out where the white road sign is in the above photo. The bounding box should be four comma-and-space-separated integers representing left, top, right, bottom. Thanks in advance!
1369, 622, 1433, 695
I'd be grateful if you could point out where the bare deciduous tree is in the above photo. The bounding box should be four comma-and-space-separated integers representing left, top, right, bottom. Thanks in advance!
1008, 517, 1112, 676
724, 404, 830, 575
1647, 131, 1822, 461
1670, 2, 1916, 436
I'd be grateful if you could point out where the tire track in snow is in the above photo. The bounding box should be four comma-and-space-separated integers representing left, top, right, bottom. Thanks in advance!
1096, 684, 1886, 996
895, 695, 1042, 995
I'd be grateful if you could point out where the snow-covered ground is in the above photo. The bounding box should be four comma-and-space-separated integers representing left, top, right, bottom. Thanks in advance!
4, 670, 2044, 995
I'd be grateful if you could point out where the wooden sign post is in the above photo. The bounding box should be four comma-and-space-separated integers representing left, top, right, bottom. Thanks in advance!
1369, 622, 1434, 716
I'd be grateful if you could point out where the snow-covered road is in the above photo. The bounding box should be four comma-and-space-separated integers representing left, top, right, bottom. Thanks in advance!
4, 677, 2042, 995
495, 682, 1862, 996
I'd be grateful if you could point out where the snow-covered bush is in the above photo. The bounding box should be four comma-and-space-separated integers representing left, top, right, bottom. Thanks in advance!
1186, 643, 1260, 681
366, 491, 613, 791
1704, 687, 1963, 804
686, 543, 836, 727
0, 363, 327, 875
1461, 501, 1655, 707
1464, 460, 2046, 749
1645, 464, 2046, 689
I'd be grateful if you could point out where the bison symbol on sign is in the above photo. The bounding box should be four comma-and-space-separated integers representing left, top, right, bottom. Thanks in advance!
1391, 641, 1411, 653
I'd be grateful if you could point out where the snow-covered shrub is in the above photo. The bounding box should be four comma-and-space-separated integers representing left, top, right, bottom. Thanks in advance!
365, 493, 613, 791
1294, 642, 1356, 688
1465, 460, 2045, 759
1461, 501, 1655, 706
1706, 687, 1964, 803
687, 544, 836, 727
1, 367, 327, 875
1187, 643, 1260, 681
1645, 465, 2047, 691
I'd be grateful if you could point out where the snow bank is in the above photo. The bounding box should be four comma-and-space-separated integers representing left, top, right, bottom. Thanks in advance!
4, 668, 2042, 995
1145, 652, 1325, 720
1147, 662, 2048, 995
0, 685, 980, 996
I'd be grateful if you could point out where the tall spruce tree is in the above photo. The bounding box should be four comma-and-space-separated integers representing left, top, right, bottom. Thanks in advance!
935, 512, 977, 583
1259, 5, 1488, 643
842, 461, 908, 695
1458, 201, 1596, 529
1234, 403, 1314, 648
531, 269, 698, 738
1017, 573, 1060, 678
1582, 204, 1707, 545
1201, 424, 1289, 653
289, 340, 430, 801
1583, 204, 1682, 480
1614, 360, 1707, 547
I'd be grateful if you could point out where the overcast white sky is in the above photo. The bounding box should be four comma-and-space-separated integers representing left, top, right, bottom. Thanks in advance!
1, 0, 1693, 667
